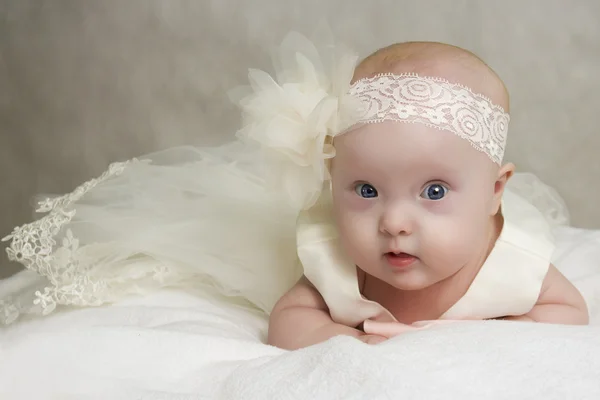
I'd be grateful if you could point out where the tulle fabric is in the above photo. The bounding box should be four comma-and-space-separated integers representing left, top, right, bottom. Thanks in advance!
505, 172, 571, 226
1, 142, 304, 324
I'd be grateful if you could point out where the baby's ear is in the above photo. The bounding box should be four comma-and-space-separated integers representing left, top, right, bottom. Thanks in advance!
491, 162, 515, 215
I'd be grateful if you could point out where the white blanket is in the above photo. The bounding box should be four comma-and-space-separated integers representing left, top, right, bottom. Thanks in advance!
1, 226, 600, 399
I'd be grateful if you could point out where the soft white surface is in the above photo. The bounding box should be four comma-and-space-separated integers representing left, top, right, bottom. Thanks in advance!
553, 226, 600, 321
1, 226, 599, 399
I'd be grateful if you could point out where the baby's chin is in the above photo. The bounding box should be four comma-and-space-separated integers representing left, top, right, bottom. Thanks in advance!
383, 273, 447, 291
364, 261, 452, 291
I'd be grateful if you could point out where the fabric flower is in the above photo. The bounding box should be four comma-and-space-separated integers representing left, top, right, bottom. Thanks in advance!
233, 32, 360, 211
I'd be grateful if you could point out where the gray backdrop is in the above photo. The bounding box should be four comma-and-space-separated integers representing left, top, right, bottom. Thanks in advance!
1, 0, 599, 279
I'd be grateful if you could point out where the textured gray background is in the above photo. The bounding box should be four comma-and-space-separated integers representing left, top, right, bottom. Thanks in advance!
1, 0, 599, 279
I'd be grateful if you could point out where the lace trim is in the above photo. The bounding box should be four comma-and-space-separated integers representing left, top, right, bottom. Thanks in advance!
347, 73, 510, 164
0, 298, 19, 325
1, 160, 137, 322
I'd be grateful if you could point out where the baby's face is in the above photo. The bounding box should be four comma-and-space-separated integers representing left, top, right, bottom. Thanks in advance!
330, 121, 500, 291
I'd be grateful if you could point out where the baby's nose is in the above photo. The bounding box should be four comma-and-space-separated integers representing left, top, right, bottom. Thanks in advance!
379, 206, 414, 236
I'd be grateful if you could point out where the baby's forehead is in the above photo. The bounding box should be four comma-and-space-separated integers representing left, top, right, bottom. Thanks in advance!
334, 122, 494, 175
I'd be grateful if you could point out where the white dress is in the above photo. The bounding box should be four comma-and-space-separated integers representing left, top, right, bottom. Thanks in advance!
0, 33, 570, 326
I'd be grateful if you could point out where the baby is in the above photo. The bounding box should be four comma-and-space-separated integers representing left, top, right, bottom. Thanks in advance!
268, 41, 589, 350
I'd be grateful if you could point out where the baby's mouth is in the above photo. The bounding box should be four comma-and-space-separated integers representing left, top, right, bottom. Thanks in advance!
386, 251, 415, 258
384, 252, 418, 268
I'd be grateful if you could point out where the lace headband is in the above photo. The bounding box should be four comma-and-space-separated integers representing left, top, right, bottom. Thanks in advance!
345, 74, 510, 165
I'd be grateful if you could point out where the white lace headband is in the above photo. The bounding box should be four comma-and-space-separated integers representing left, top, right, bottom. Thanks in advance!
345, 73, 510, 165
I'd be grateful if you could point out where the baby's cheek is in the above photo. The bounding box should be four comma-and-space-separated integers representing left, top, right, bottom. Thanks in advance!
425, 217, 474, 261
453, 223, 486, 262
343, 194, 373, 213
337, 213, 372, 255
338, 213, 364, 243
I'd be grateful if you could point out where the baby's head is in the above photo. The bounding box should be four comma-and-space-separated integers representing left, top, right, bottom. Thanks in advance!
330, 41, 515, 291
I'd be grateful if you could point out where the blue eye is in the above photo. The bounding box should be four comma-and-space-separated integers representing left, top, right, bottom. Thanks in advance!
421, 183, 448, 200
355, 183, 378, 198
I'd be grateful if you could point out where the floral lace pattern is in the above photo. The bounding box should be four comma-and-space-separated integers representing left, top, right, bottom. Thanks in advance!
1, 160, 134, 323
347, 73, 510, 164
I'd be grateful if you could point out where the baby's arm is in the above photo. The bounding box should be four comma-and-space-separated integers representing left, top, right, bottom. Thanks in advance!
267, 276, 384, 350
503, 264, 589, 325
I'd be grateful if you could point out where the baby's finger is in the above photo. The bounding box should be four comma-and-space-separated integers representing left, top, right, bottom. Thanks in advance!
411, 319, 461, 328
359, 334, 387, 345
363, 320, 420, 337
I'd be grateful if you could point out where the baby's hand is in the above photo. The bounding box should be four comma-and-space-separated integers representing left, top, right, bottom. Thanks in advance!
358, 334, 388, 345
363, 319, 461, 338
363, 320, 421, 338
411, 320, 461, 328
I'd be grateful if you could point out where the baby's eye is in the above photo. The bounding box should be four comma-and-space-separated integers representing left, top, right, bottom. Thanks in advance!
420, 183, 448, 200
355, 183, 378, 198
